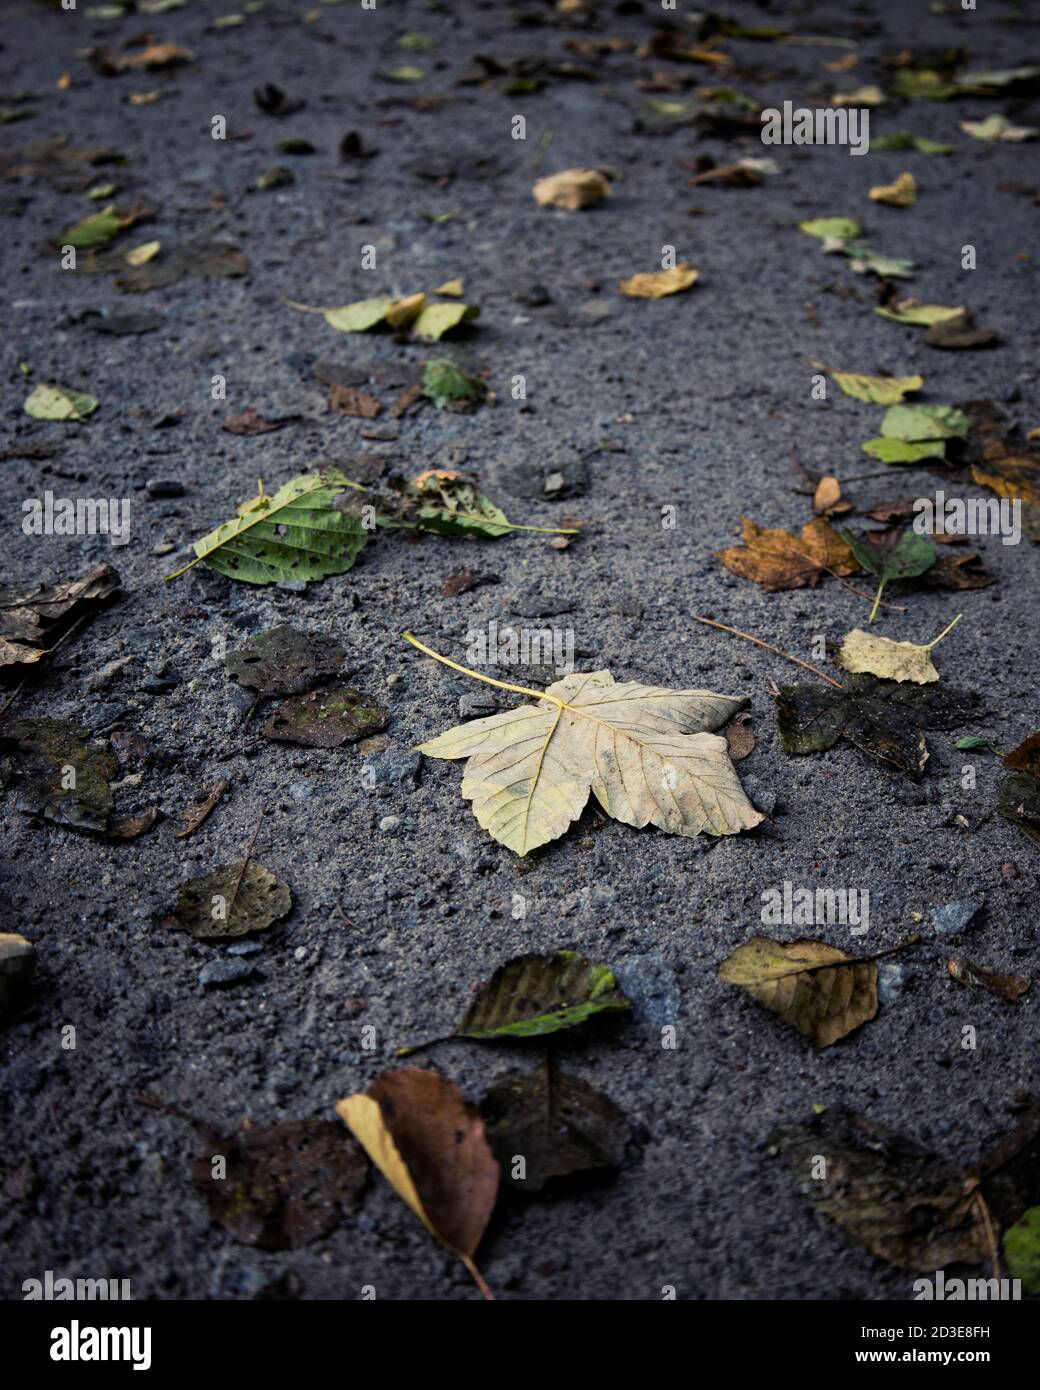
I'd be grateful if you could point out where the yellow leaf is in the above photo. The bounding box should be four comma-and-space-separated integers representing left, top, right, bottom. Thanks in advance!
720, 937, 878, 1046
433, 277, 464, 297
830, 369, 923, 403
618, 263, 699, 299
719, 516, 859, 590
532, 167, 611, 211
870, 171, 917, 207
124, 239, 161, 267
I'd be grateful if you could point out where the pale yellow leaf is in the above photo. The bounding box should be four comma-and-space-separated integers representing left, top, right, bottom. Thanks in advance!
532, 168, 610, 211
618, 263, 699, 299
869, 171, 916, 207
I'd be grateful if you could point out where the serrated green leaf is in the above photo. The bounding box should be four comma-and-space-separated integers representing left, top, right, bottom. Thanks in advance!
168, 475, 367, 586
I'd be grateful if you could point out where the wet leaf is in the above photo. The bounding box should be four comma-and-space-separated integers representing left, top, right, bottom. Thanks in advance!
193, 1118, 367, 1251
532, 168, 611, 211
0, 933, 37, 1026
329, 384, 381, 418
336, 1068, 499, 1296
222, 408, 299, 436
116, 241, 248, 292
422, 358, 485, 410
618, 263, 699, 298
225, 625, 346, 697
174, 779, 230, 839
947, 957, 1030, 1002
869, 171, 917, 207
1004, 733, 1040, 779
776, 672, 981, 779
996, 770, 1040, 851
167, 475, 367, 586
830, 370, 921, 403
720, 937, 878, 1046
841, 527, 935, 621
0, 562, 119, 671
24, 383, 99, 421
0, 717, 115, 831
1004, 1208, 1040, 1292
719, 516, 859, 591
416, 654, 762, 854
771, 1107, 985, 1271
263, 687, 389, 748
481, 1060, 630, 1192
163, 861, 292, 939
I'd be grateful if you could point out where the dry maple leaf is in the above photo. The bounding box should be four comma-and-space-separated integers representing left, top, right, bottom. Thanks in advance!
407, 634, 763, 856
719, 516, 859, 591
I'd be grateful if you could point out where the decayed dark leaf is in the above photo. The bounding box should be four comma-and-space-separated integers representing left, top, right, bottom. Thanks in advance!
163, 861, 292, 939
0, 563, 120, 672
336, 1067, 499, 1296
972, 1099, 1040, 1236
776, 673, 981, 780
192, 1118, 367, 1251
0, 717, 116, 831
116, 241, 248, 292
996, 770, 1040, 850
88, 43, 193, 76
481, 1060, 631, 1193
225, 625, 346, 697
0, 933, 37, 1026
440, 568, 499, 598
923, 310, 998, 350
263, 687, 389, 748
720, 937, 878, 1046
725, 714, 755, 761
108, 807, 160, 840
1004, 732, 1040, 779
175, 779, 230, 839
222, 408, 300, 436
329, 384, 382, 418
919, 550, 995, 590
947, 956, 1030, 1002
2, 135, 123, 192
254, 83, 303, 116
771, 1107, 986, 1271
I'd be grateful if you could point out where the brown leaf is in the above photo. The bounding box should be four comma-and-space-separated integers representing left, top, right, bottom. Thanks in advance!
262, 687, 389, 748
725, 715, 756, 761
532, 168, 610, 211
1005, 732, 1040, 779
0, 563, 120, 672
948, 956, 1030, 1002
441, 568, 500, 598
918, 550, 995, 590
923, 310, 998, 350
222, 408, 300, 436
329, 384, 382, 418
192, 1118, 367, 1250
719, 516, 859, 591
175, 778, 230, 839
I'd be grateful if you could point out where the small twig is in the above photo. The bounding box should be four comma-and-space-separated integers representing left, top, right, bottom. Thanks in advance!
692, 614, 845, 689
228, 809, 266, 908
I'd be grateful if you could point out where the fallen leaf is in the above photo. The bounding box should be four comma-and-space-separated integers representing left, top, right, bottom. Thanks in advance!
167, 475, 367, 586
433, 277, 464, 296
336, 1068, 499, 1297
24, 383, 99, 421
441, 568, 499, 598
862, 437, 947, 464
415, 652, 763, 854
55, 202, 123, 249
871, 131, 952, 154
875, 301, 964, 325
0, 717, 115, 832
124, 239, 160, 266
799, 216, 862, 240
116, 241, 247, 292
841, 527, 936, 621
880, 402, 970, 442
922, 311, 998, 350
422, 358, 485, 410
163, 861, 292, 939
192, 1118, 366, 1250
776, 672, 980, 779
413, 301, 480, 340
947, 957, 1030, 1002
263, 687, 389, 748
222, 408, 299, 436
88, 42, 193, 74
481, 1060, 630, 1192
0, 563, 119, 671
253, 83, 302, 116
919, 550, 995, 590
0, 933, 37, 1026
725, 715, 756, 761
688, 158, 776, 186
960, 115, 1038, 143
618, 263, 699, 298
833, 84, 885, 107
225, 625, 346, 697
532, 168, 611, 211
1005, 733, 1040, 779
812, 476, 850, 517
1004, 1208, 1040, 1292
771, 1107, 985, 1271
329, 384, 382, 418
174, 779, 230, 839
837, 615, 961, 684
720, 937, 879, 1046
830, 370, 922, 403
996, 770, 1040, 851
719, 516, 859, 591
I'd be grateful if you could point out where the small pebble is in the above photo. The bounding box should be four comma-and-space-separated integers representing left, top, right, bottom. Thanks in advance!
379, 815, 400, 832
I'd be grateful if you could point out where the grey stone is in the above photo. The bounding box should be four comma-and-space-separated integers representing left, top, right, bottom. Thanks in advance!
930, 900, 984, 937
364, 749, 421, 789
198, 959, 259, 988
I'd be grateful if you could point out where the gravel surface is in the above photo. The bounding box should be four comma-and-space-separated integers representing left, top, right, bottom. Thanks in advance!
1, 0, 1038, 1302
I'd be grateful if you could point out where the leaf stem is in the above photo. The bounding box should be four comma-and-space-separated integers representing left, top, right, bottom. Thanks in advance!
402, 631, 566, 706
692, 615, 845, 689
867, 578, 885, 625
925, 612, 963, 649
460, 1254, 495, 1302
